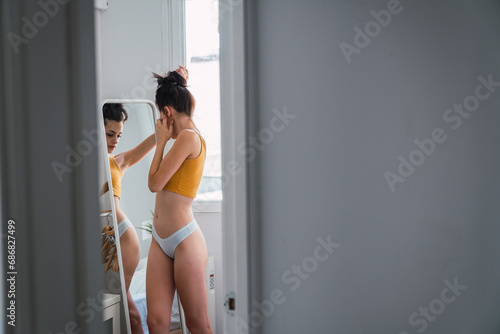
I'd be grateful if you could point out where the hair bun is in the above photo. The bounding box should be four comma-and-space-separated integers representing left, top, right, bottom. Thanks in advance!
153, 70, 187, 88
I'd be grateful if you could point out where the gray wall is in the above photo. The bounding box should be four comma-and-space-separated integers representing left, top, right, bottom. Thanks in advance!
0, 0, 104, 333
252, 1, 500, 333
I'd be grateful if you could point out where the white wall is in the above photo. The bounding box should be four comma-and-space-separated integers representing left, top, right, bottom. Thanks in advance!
97, 0, 165, 102
251, 1, 500, 333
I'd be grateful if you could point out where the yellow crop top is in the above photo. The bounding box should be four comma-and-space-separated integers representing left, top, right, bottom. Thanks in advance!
164, 130, 206, 198
109, 156, 123, 199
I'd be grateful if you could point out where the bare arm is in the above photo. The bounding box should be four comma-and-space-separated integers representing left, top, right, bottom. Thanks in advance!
148, 122, 197, 192
99, 182, 109, 196
115, 133, 156, 172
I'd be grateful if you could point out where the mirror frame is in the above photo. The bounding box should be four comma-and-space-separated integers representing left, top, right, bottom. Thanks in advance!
97, 99, 159, 334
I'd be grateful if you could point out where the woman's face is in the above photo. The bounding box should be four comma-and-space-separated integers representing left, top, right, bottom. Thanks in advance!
105, 120, 124, 154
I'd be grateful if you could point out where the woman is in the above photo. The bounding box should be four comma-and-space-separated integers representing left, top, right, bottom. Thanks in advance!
147, 67, 212, 333
103, 103, 156, 334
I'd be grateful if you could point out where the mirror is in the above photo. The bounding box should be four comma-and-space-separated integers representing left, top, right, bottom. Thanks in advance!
98, 102, 131, 334
98, 100, 186, 334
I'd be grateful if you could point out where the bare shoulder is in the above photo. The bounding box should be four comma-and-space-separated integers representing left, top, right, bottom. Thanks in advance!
177, 128, 199, 141
175, 129, 201, 158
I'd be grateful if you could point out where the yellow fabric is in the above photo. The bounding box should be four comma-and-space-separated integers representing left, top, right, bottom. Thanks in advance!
164, 131, 206, 198
109, 156, 123, 199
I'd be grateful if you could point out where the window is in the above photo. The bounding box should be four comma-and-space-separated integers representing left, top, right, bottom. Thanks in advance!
185, 0, 222, 201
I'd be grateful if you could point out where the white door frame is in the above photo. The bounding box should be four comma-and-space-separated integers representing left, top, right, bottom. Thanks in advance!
220, 1, 260, 333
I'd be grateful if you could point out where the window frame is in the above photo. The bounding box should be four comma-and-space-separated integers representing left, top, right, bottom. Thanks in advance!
165, 2, 257, 332
169, 0, 223, 212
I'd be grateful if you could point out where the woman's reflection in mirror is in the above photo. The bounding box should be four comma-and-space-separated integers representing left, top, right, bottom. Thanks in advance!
103, 103, 156, 333
147, 66, 213, 333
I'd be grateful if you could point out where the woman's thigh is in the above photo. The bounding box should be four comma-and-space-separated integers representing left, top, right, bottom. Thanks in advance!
174, 229, 209, 318
120, 227, 140, 291
146, 238, 176, 321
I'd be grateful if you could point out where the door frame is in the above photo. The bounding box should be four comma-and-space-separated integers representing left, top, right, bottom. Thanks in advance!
220, 1, 260, 333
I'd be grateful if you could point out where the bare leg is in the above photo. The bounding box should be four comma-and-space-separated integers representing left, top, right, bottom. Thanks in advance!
120, 228, 144, 334
127, 290, 144, 333
146, 237, 176, 333
174, 228, 212, 334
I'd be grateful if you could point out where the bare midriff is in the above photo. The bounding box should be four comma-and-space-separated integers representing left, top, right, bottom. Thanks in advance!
113, 196, 128, 223
153, 189, 194, 239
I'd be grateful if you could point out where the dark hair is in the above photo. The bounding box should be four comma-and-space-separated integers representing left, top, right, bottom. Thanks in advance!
153, 70, 195, 117
103, 103, 128, 124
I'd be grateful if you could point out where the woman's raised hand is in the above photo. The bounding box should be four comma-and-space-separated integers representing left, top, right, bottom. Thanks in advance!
176, 65, 189, 81
156, 117, 174, 144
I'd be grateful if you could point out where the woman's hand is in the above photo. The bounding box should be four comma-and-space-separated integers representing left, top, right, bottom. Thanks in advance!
156, 117, 174, 145
176, 65, 189, 81
99, 182, 109, 196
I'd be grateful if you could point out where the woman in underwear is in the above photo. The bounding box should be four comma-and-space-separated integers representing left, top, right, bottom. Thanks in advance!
103, 103, 156, 334
146, 66, 212, 333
